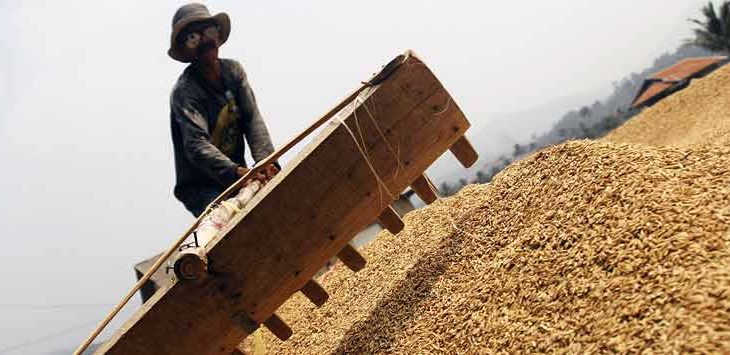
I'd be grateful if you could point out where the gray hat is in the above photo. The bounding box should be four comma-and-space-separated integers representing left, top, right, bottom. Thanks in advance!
168, 3, 231, 63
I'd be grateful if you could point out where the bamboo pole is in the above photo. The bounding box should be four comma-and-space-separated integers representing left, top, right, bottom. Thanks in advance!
74, 51, 411, 355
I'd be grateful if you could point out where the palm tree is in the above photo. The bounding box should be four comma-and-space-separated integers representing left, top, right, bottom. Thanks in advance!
689, 1, 730, 53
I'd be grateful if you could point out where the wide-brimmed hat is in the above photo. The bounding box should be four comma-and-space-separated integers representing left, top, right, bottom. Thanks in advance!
168, 3, 230, 63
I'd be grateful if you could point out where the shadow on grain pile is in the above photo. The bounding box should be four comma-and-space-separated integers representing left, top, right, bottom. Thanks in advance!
329, 226, 467, 354
259, 64, 730, 354
260, 140, 730, 354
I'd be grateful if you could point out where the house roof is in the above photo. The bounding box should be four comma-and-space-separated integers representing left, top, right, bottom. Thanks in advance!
650, 56, 727, 81
631, 56, 728, 109
631, 82, 675, 109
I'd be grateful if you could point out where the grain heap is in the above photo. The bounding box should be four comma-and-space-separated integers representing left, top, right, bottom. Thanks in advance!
260, 64, 730, 354
605, 62, 730, 148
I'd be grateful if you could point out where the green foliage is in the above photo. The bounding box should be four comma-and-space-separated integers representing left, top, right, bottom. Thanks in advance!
513, 144, 524, 157
438, 181, 460, 197
689, 1, 730, 53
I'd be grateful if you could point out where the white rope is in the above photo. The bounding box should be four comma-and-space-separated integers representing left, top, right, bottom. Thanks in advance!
362, 94, 405, 181
341, 91, 479, 240
334, 114, 395, 199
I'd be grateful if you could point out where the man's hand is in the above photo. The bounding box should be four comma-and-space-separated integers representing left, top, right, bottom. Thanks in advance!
263, 163, 279, 179
236, 164, 279, 184
236, 166, 258, 185
236, 166, 250, 177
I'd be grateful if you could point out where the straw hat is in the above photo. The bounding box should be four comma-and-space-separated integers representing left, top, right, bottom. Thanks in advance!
168, 3, 231, 63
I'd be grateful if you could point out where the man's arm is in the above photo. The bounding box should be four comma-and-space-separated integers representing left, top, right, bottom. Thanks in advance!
236, 65, 276, 163
172, 92, 239, 187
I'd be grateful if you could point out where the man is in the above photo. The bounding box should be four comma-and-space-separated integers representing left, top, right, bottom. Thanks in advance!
168, 3, 278, 216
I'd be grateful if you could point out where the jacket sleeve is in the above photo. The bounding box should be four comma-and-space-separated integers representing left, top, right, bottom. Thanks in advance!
171, 91, 239, 187
236, 64, 276, 163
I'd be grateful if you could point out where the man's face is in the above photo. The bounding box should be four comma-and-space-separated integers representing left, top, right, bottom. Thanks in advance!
179, 20, 221, 63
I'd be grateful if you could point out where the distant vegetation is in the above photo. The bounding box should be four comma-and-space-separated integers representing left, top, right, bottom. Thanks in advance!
690, 1, 730, 53
437, 2, 730, 197
439, 42, 721, 196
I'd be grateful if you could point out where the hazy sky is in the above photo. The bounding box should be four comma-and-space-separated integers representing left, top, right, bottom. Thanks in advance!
0, 0, 706, 353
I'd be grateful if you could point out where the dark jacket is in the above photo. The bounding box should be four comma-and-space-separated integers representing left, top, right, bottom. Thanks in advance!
170, 58, 275, 213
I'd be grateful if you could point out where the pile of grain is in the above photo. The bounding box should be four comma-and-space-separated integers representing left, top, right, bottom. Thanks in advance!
605, 63, 730, 148
259, 64, 730, 353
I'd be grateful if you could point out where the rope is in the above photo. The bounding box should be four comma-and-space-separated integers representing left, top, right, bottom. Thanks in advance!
361, 93, 405, 182
220, 200, 241, 214
336, 87, 478, 241
334, 115, 395, 199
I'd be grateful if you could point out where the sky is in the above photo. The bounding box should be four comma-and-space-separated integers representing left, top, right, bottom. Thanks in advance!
0, 0, 708, 353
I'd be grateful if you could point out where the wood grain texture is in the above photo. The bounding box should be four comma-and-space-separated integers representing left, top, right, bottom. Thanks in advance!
96, 53, 473, 355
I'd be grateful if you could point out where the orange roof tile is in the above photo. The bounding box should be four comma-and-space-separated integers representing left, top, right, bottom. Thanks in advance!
650, 56, 727, 82
631, 82, 675, 109
631, 56, 728, 108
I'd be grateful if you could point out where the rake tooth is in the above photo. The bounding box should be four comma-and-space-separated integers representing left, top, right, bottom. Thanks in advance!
377, 205, 405, 234
411, 174, 439, 204
337, 244, 367, 272
300, 279, 329, 307
264, 313, 293, 341
449, 135, 478, 168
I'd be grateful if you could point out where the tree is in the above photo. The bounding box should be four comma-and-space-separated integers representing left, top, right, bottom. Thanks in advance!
499, 156, 511, 167
578, 122, 593, 139
512, 144, 523, 157
438, 182, 457, 197
578, 106, 591, 118
475, 171, 488, 183
689, 1, 730, 53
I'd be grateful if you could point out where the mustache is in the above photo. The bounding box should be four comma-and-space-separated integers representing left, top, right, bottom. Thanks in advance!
196, 41, 217, 55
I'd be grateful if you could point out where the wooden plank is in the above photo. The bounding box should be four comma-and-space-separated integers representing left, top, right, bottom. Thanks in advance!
97, 53, 472, 355
337, 244, 367, 272
377, 206, 405, 234
449, 135, 478, 168
411, 174, 439, 204
300, 279, 328, 307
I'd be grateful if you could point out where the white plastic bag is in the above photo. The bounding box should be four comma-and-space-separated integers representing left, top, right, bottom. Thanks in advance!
196, 181, 262, 247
